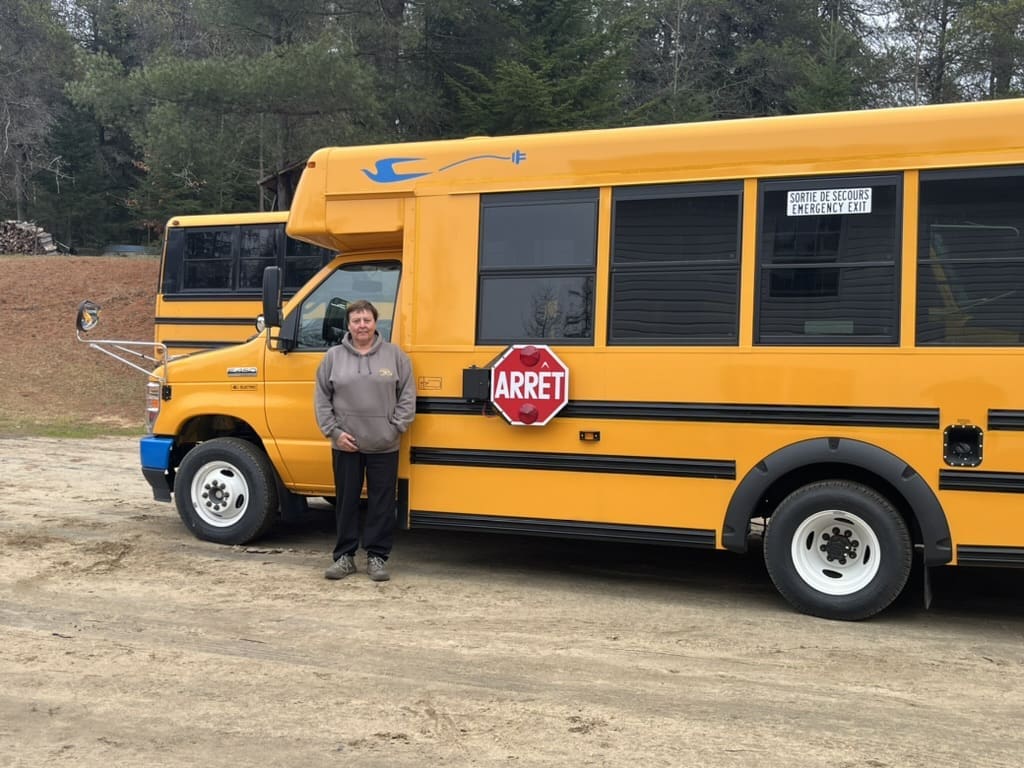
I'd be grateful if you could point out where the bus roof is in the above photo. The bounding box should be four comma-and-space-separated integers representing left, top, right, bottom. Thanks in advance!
288, 99, 1024, 250
166, 211, 290, 229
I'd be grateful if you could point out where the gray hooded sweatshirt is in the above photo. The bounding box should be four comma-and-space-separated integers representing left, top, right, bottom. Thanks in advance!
314, 331, 416, 453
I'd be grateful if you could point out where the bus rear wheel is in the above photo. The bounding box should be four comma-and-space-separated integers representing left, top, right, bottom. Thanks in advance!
764, 480, 912, 621
174, 437, 279, 545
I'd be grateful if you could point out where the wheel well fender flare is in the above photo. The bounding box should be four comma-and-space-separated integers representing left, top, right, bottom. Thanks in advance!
722, 437, 952, 565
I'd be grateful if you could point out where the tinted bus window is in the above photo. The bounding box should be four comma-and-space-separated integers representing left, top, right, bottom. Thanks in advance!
757, 175, 901, 345
917, 169, 1024, 346
183, 228, 234, 291
610, 182, 741, 345
238, 225, 281, 289
477, 189, 598, 344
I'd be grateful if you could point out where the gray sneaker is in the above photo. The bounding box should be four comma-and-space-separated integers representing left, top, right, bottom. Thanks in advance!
366, 555, 390, 582
324, 554, 356, 580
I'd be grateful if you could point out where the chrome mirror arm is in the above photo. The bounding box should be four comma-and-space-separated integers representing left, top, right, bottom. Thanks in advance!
74, 299, 169, 382
75, 331, 169, 382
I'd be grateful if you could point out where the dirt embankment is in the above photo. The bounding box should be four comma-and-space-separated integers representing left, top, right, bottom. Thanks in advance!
0, 255, 158, 433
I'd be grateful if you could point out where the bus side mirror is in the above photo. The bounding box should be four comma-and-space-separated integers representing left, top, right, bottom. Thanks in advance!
322, 297, 348, 345
76, 300, 101, 334
262, 266, 283, 328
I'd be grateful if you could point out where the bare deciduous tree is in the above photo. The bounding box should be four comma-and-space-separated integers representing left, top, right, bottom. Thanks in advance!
0, 0, 71, 221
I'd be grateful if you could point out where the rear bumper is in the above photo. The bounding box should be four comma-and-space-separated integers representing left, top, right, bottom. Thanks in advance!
140, 436, 174, 502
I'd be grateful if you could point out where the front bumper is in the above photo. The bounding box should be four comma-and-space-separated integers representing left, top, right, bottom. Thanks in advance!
140, 436, 174, 502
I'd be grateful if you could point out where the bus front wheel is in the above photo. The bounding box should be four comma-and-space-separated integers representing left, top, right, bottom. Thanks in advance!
175, 437, 279, 545
763, 480, 912, 621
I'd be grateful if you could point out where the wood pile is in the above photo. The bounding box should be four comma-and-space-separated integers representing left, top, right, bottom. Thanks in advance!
0, 221, 58, 255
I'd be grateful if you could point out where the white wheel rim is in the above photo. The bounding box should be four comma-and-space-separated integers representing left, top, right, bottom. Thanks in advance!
790, 509, 882, 596
189, 460, 249, 528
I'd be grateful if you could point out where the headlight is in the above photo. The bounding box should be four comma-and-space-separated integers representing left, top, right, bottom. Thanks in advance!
146, 381, 162, 433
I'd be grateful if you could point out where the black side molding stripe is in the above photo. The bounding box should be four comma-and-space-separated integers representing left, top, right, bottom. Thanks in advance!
155, 317, 257, 326
939, 470, 1024, 493
162, 341, 236, 350
957, 546, 1024, 567
161, 291, 300, 302
416, 398, 939, 429
989, 410, 1024, 431
409, 511, 716, 548
411, 447, 735, 480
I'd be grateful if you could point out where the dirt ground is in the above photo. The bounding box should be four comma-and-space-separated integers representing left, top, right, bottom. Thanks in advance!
3, 255, 1024, 765
1, 436, 1023, 767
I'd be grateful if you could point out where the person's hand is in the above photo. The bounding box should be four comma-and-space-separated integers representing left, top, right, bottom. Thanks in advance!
336, 432, 359, 452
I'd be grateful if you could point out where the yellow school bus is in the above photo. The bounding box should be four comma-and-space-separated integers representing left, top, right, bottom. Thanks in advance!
156, 211, 334, 355
102, 98, 1024, 620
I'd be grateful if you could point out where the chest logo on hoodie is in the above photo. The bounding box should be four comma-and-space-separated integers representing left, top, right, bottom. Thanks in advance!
378, 368, 394, 377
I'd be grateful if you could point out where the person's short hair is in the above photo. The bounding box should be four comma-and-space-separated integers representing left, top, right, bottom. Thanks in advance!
346, 299, 378, 321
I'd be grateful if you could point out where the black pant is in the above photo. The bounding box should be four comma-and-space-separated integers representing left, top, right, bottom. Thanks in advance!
331, 449, 398, 561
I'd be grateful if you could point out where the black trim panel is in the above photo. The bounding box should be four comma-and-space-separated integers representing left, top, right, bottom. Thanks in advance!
957, 546, 1024, 567
397, 478, 409, 531
411, 447, 735, 479
161, 290, 300, 302
156, 316, 256, 326
989, 410, 1024, 431
162, 292, 260, 302
416, 397, 939, 428
163, 341, 235, 350
939, 470, 1024, 493
142, 467, 172, 502
417, 398, 491, 416
410, 511, 716, 548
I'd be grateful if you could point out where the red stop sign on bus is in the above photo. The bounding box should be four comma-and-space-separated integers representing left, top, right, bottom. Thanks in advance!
489, 344, 570, 426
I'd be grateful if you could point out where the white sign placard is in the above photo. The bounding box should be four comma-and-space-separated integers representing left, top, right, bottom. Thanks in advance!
787, 188, 872, 216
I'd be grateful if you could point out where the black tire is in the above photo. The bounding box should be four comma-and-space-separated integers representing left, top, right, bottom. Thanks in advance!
174, 437, 279, 545
763, 480, 912, 621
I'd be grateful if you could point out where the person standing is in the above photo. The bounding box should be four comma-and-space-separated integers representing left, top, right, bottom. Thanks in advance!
314, 300, 415, 582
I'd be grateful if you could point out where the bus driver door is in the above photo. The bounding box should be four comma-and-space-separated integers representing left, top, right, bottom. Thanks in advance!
262, 258, 403, 497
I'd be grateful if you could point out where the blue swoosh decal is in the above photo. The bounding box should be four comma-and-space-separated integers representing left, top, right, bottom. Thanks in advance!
362, 158, 430, 183
363, 150, 527, 184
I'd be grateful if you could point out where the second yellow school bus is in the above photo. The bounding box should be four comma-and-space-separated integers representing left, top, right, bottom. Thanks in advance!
124, 98, 1024, 620
156, 211, 334, 355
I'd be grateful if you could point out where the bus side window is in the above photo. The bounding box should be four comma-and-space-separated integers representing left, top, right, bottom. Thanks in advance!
917, 171, 1024, 345
183, 228, 233, 291
238, 225, 279, 290
756, 175, 901, 345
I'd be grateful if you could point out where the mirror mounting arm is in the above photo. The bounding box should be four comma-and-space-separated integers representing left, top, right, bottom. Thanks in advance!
75, 299, 168, 382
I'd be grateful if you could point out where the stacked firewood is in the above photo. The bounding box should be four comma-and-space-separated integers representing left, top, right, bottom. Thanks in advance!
0, 221, 57, 255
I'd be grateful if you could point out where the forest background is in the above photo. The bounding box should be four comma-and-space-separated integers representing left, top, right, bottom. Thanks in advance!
2, 0, 1023, 251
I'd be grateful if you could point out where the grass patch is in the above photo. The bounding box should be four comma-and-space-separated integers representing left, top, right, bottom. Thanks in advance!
0, 416, 147, 439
